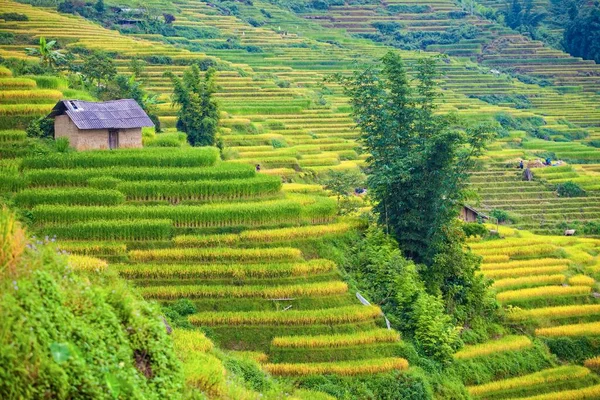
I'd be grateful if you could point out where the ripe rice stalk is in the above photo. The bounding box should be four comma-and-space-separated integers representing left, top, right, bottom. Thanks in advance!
57, 242, 127, 256
536, 321, 600, 337
492, 275, 566, 290
129, 247, 303, 263
0, 78, 36, 89
482, 255, 510, 263
497, 285, 591, 303
454, 335, 533, 360
584, 357, 600, 370
181, 353, 226, 396
271, 329, 400, 349
508, 304, 600, 321
511, 384, 600, 400
14, 188, 125, 208
474, 244, 557, 257
482, 265, 568, 279
568, 274, 596, 287
482, 258, 569, 271
0, 103, 53, 115
467, 366, 590, 397
0, 89, 62, 101
138, 281, 348, 299
44, 219, 173, 241
114, 259, 335, 279
67, 254, 107, 272
188, 305, 382, 326
174, 222, 357, 247
470, 239, 547, 250
263, 357, 408, 376
116, 175, 281, 202
172, 329, 214, 354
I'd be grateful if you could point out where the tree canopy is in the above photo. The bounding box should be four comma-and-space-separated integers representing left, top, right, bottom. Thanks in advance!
165, 65, 219, 147
336, 52, 493, 265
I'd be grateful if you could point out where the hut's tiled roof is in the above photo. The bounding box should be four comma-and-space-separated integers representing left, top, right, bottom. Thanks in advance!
48, 99, 154, 130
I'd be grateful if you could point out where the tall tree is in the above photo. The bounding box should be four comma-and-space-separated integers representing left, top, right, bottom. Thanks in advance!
337, 52, 493, 264
165, 65, 219, 146
335, 52, 496, 323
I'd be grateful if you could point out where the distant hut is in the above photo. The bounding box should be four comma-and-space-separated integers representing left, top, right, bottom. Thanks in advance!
459, 205, 489, 223
48, 99, 154, 150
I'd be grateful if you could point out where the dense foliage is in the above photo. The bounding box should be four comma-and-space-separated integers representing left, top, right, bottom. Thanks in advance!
0, 207, 185, 399
166, 65, 220, 146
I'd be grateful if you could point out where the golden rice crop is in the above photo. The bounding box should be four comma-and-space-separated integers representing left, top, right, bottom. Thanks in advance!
114, 259, 335, 279
482, 258, 569, 271
57, 242, 127, 256
454, 335, 532, 360
0, 89, 62, 101
497, 285, 592, 303
129, 247, 303, 263
139, 281, 348, 299
470, 239, 546, 250
482, 255, 510, 263
467, 366, 590, 397
509, 383, 600, 400
264, 357, 408, 376
482, 265, 568, 279
271, 329, 400, 349
172, 329, 214, 354
536, 321, 600, 337
492, 275, 566, 290
188, 305, 382, 326
569, 274, 596, 287
174, 222, 356, 247
0, 66, 11, 77
508, 304, 600, 321
475, 244, 557, 257
584, 357, 600, 370
181, 353, 226, 396
67, 254, 107, 272
0, 103, 53, 115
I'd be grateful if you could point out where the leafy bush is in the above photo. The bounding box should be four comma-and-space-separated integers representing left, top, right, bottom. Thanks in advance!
556, 181, 586, 197
0, 207, 185, 398
0, 12, 28, 21
462, 223, 488, 238
26, 116, 54, 139
490, 209, 518, 224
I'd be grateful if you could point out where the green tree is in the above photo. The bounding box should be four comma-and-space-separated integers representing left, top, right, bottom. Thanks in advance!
165, 65, 219, 146
564, 4, 600, 63
94, 0, 105, 13
25, 37, 65, 69
336, 52, 496, 327
80, 51, 117, 90
336, 52, 493, 264
322, 170, 364, 214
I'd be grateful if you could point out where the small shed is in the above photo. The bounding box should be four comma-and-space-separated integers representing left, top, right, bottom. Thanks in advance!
48, 99, 154, 151
460, 205, 489, 223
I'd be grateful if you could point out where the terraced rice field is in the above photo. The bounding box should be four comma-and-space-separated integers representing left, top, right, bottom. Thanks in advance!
460, 227, 600, 398
2, 147, 409, 377
3, 0, 600, 389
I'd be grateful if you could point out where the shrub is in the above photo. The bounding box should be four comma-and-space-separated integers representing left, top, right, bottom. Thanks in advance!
25, 116, 54, 139
556, 181, 586, 197
0, 207, 185, 398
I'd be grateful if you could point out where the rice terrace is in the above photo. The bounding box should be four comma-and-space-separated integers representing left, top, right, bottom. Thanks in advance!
1, 0, 600, 398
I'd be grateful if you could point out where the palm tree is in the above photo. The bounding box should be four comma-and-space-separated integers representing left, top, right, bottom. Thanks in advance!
25, 37, 65, 69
